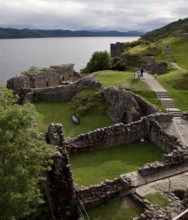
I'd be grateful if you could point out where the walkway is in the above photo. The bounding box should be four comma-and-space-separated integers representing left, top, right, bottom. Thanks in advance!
143, 72, 181, 117
142, 72, 188, 147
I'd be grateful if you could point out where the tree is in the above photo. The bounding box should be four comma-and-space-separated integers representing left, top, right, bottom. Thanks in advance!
81, 51, 112, 73
0, 87, 55, 220
111, 57, 127, 71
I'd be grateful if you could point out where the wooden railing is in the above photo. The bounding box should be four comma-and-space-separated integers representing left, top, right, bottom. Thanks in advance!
173, 209, 188, 220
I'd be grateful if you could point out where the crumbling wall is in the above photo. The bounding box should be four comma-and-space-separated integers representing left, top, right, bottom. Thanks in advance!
64, 114, 174, 155
7, 64, 80, 94
76, 177, 131, 209
130, 92, 158, 116
103, 88, 158, 123
149, 118, 181, 153
104, 87, 142, 123
24, 76, 103, 102
65, 118, 149, 155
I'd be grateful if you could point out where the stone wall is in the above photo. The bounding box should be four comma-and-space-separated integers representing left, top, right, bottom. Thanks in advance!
149, 117, 181, 153
65, 118, 149, 155
131, 92, 158, 116
24, 76, 103, 102
103, 87, 158, 123
7, 64, 80, 94
64, 114, 173, 155
76, 177, 131, 209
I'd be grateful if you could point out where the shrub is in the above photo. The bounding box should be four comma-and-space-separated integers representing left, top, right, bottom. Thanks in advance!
20, 66, 39, 76
81, 51, 112, 73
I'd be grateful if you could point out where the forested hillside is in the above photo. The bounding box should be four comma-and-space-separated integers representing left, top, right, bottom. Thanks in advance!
142, 17, 188, 41
0, 27, 143, 39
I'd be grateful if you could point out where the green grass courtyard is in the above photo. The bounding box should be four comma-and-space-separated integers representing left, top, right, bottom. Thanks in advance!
70, 141, 164, 186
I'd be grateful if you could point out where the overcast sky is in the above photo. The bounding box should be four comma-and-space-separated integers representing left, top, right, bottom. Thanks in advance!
0, 0, 187, 32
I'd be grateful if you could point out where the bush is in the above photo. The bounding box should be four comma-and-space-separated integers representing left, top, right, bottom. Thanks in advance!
81, 51, 112, 73
111, 57, 127, 71
20, 66, 39, 76
122, 52, 146, 66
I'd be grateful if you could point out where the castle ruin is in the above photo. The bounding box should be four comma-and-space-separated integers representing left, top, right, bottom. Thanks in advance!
6, 64, 81, 94
110, 42, 125, 57
6, 64, 188, 219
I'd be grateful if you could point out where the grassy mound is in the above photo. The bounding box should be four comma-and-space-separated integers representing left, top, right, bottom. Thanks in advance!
71, 90, 109, 116
70, 142, 164, 186
34, 90, 113, 137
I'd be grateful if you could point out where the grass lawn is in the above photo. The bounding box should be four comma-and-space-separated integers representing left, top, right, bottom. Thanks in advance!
34, 100, 113, 138
157, 69, 188, 111
95, 70, 163, 110
70, 142, 164, 186
145, 193, 170, 209
85, 196, 144, 220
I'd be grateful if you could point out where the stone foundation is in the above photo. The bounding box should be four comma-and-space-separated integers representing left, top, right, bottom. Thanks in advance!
43, 113, 188, 219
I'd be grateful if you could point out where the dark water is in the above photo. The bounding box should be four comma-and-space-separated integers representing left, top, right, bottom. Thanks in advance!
0, 36, 139, 85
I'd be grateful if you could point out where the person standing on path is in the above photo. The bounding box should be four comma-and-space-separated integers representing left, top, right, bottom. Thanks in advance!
140, 68, 144, 77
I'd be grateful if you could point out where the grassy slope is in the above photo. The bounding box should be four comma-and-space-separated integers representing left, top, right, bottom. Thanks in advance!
70, 142, 164, 186
154, 37, 188, 111
95, 70, 163, 110
171, 38, 188, 69
86, 196, 144, 220
157, 69, 188, 111
141, 17, 188, 41
34, 91, 113, 137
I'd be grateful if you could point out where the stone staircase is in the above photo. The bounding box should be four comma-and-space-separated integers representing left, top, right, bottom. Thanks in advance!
155, 91, 182, 117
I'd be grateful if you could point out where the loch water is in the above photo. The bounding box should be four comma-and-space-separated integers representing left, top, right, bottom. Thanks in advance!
0, 36, 139, 85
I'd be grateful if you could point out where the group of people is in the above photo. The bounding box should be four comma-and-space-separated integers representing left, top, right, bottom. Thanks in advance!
134, 68, 144, 79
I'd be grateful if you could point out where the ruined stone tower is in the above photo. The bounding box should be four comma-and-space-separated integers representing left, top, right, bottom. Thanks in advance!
45, 124, 79, 220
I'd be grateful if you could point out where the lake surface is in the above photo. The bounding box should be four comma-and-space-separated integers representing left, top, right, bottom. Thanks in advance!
0, 36, 139, 85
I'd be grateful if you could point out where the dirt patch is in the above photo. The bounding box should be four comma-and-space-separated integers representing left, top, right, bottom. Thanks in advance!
121, 196, 138, 209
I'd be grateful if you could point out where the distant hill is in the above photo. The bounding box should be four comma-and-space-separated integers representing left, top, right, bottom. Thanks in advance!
142, 17, 188, 41
0, 28, 143, 39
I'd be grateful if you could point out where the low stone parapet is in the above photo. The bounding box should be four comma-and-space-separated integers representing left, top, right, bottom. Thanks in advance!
76, 177, 131, 209
139, 149, 188, 177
